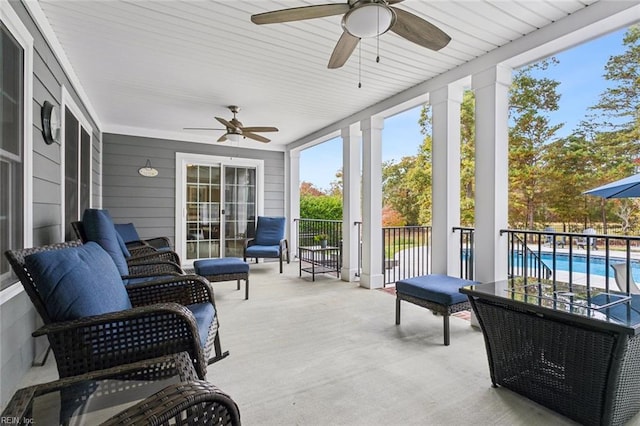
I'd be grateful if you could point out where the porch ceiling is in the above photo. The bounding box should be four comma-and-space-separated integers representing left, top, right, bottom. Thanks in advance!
37, 0, 601, 150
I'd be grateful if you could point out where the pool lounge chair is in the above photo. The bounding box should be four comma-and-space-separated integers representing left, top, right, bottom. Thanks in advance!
611, 262, 640, 294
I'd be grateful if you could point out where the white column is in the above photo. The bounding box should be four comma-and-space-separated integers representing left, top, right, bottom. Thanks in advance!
360, 116, 384, 289
430, 84, 463, 276
472, 65, 512, 283
341, 124, 361, 281
286, 149, 301, 256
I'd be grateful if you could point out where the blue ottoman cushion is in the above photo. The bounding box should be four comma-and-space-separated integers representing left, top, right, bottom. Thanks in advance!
194, 258, 249, 276
396, 274, 475, 306
185, 302, 216, 348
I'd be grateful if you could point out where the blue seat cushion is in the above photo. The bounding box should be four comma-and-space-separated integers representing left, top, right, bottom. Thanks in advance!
82, 209, 130, 277
396, 274, 476, 306
246, 245, 281, 258
24, 242, 132, 322
185, 302, 216, 348
115, 223, 140, 243
254, 216, 285, 246
194, 258, 249, 276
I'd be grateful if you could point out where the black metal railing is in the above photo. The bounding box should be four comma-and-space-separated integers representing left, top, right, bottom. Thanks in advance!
299, 219, 430, 285
295, 218, 342, 249
458, 227, 640, 293
453, 227, 475, 281
508, 232, 553, 282
382, 226, 431, 286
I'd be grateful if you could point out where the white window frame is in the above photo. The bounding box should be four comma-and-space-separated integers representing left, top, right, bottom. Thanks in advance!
60, 86, 93, 238
175, 153, 264, 266
0, 2, 34, 303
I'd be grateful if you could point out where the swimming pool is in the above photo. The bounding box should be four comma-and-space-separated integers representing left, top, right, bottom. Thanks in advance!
539, 253, 640, 282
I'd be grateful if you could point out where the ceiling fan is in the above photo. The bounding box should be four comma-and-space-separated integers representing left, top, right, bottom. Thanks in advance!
251, 0, 451, 69
184, 106, 279, 143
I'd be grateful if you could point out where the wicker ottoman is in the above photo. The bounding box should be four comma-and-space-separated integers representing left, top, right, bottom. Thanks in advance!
194, 258, 250, 300
395, 274, 476, 345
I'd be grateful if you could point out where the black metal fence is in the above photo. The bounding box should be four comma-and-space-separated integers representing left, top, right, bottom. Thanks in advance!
296, 219, 431, 285
382, 226, 431, 286
295, 218, 342, 249
453, 227, 475, 281
455, 227, 640, 293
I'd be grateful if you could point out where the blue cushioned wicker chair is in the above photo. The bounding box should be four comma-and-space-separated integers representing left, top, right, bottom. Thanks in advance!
4, 241, 228, 380
243, 216, 290, 273
76, 209, 182, 273
114, 222, 173, 251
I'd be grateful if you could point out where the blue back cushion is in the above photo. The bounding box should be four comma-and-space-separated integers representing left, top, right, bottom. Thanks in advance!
115, 223, 140, 243
24, 242, 131, 322
255, 216, 285, 246
82, 209, 130, 276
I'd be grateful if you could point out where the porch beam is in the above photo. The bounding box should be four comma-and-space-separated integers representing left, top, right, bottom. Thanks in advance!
430, 83, 464, 275
360, 116, 384, 289
341, 124, 361, 282
472, 65, 512, 283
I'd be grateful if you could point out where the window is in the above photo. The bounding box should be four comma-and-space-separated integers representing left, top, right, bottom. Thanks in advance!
63, 103, 92, 241
0, 21, 25, 291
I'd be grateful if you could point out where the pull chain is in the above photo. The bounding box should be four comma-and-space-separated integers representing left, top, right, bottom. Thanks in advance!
376, 6, 380, 63
358, 41, 362, 88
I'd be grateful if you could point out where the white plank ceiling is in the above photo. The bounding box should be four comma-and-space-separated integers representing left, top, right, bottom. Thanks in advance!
37, 0, 600, 150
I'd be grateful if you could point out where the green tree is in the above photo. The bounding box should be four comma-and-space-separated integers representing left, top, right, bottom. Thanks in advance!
459, 90, 476, 226
508, 58, 563, 229
543, 135, 599, 225
584, 26, 640, 229
382, 156, 422, 224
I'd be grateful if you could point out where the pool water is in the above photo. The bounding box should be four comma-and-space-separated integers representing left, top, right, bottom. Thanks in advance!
539, 253, 640, 282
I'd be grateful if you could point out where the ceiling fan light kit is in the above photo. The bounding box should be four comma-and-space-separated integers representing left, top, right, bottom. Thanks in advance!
183, 105, 278, 143
226, 133, 242, 143
342, 2, 395, 38
251, 0, 451, 69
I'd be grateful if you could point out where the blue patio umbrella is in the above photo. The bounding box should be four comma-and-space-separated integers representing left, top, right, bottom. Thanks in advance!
583, 173, 640, 199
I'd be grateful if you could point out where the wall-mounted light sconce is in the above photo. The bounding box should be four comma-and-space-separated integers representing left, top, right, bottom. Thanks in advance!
138, 159, 158, 177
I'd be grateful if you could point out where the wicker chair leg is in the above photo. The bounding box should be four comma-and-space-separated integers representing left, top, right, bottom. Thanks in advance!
279, 254, 283, 273
395, 297, 401, 325
208, 333, 230, 365
245, 278, 249, 300
236, 280, 240, 291
443, 314, 450, 346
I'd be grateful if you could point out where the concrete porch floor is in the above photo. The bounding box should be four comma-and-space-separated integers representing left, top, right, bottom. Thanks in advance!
18, 260, 640, 425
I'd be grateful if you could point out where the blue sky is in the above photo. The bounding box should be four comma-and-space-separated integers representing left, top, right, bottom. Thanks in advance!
300, 27, 630, 191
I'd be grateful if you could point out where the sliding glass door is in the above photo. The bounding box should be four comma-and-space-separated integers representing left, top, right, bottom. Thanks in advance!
177, 154, 263, 263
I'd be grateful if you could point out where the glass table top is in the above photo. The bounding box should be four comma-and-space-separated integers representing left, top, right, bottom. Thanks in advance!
461, 278, 640, 332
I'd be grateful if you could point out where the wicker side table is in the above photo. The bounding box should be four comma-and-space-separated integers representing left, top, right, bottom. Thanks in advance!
1, 352, 238, 425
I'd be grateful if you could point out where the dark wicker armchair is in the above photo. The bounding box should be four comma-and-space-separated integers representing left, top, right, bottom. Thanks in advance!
72, 219, 182, 269
5, 240, 228, 380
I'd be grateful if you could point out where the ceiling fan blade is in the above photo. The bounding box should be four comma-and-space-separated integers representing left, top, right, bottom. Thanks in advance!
390, 7, 450, 51
243, 132, 271, 143
183, 127, 226, 131
328, 31, 359, 69
215, 116, 235, 129
242, 126, 279, 133
251, 4, 350, 25
387, 0, 404, 3
217, 134, 228, 142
